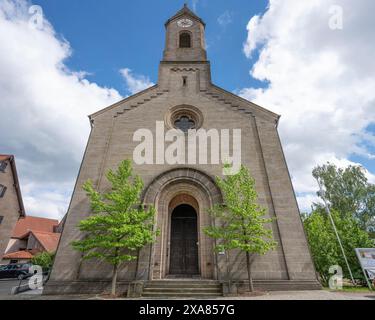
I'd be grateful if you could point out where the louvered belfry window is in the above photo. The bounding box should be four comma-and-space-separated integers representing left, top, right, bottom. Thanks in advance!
179, 32, 191, 48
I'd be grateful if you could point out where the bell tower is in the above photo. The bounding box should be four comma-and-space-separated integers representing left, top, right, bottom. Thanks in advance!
159, 4, 211, 90
163, 4, 207, 62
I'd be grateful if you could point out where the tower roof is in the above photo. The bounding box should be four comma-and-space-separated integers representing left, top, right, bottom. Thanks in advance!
165, 4, 206, 27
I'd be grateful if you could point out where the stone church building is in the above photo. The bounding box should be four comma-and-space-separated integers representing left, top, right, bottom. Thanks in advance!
45, 5, 320, 296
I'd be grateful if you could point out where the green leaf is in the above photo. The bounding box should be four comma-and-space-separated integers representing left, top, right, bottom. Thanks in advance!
204, 165, 277, 256
72, 160, 158, 267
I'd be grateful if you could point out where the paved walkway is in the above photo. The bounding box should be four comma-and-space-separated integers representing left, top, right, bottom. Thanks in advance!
0, 279, 29, 296
0, 290, 374, 300
225, 290, 375, 300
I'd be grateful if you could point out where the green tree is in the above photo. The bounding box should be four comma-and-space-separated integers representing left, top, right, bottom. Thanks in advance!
31, 252, 55, 272
204, 165, 277, 292
72, 160, 157, 296
312, 163, 375, 232
303, 209, 374, 286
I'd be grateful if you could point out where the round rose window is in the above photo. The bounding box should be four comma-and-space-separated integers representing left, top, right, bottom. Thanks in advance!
165, 105, 203, 133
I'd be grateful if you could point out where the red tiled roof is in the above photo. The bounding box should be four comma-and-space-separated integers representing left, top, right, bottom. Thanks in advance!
32, 231, 60, 253
0, 154, 12, 161
12, 216, 59, 239
2, 251, 34, 260
18, 230, 60, 253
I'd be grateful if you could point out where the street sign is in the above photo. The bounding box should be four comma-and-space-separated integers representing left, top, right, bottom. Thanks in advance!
355, 248, 375, 289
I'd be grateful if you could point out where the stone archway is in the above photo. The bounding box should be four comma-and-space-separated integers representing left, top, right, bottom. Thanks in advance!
138, 168, 222, 280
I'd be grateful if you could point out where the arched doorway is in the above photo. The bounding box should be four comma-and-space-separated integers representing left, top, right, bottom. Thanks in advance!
169, 204, 199, 276
140, 168, 223, 280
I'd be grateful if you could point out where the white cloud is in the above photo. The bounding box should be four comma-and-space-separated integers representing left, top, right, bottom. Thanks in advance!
217, 11, 233, 27
297, 193, 320, 213
22, 182, 72, 220
241, 0, 375, 211
0, 0, 123, 220
120, 68, 154, 95
192, 0, 199, 12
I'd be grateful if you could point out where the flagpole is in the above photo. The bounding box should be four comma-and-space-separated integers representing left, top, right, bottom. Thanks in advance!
316, 178, 356, 285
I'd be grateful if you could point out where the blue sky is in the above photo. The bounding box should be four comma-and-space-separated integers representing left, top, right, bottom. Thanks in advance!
38, 0, 375, 173
0, 0, 374, 219
35, 0, 268, 95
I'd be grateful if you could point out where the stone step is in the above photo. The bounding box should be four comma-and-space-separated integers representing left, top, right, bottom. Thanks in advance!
146, 281, 220, 287
145, 284, 221, 290
148, 279, 219, 282
144, 287, 221, 293
142, 292, 223, 298
142, 280, 223, 297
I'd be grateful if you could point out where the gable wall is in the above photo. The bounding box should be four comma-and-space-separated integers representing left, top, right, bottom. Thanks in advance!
50, 83, 293, 281
0, 160, 22, 261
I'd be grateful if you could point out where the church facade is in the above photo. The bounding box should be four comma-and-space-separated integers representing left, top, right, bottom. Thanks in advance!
45, 6, 320, 295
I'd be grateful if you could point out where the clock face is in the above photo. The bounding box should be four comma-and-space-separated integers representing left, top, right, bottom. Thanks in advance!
177, 18, 193, 28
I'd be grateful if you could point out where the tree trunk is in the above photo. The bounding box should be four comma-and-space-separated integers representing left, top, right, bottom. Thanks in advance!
225, 250, 230, 281
246, 252, 254, 292
135, 249, 140, 280
111, 263, 118, 296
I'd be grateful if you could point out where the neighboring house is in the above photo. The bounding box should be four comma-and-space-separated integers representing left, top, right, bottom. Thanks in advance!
0, 155, 25, 261
54, 214, 66, 234
1, 216, 61, 264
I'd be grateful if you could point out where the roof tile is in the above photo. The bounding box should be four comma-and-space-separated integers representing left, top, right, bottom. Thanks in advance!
2, 251, 34, 260
12, 216, 59, 238
31, 231, 60, 252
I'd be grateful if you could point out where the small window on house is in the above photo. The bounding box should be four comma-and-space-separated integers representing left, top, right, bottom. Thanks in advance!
182, 76, 187, 87
0, 185, 6, 198
179, 32, 191, 48
0, 161, 7, 173
0, 216, 4, 224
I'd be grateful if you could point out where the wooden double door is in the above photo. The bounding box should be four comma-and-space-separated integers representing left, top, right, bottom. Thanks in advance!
169, 204, 199, 276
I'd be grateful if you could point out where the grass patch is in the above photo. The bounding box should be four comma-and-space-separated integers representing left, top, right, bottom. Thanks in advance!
324, 286, 374, 293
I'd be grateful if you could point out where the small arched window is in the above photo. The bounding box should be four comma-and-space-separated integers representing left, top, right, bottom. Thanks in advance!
179, 32, 191, 48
